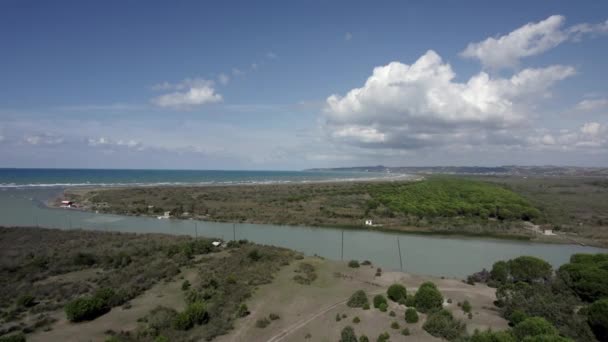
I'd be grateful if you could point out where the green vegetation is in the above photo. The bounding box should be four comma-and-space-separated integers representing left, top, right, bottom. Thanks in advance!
255, 318, 270, 328
386, 283, 407, 302
352, 316, 360, 324
557, 254, 608, 302
347, 290, 369, 308
587, 299, 608, 341
359, 335, 369, 342
390, 321, 400, 329
469, 330, 516, 342
293, 262, 317, 285
462, 300, 472, 313
65, 288, 120, 322
376, 332, 390, 342
405, 307, 419, 323
378, 302, 388, 312
340, 326, 357, 342
423, 309, 466, 341
401, 327, 410, 336
414, 282, 443, 313
348, 260, 360, 268
373, 294, 387, 309
0, 334, 26, 342
172, 302, 208, 330
512, 317, 559, 341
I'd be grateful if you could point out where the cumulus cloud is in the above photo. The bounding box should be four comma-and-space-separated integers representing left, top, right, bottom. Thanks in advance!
575, 98, 608, 111
218, 73, 230, 85
461, 15, 608, 69
529, 122, 607, 150
152, 78, 222, 109
266, 51, 278, 59
87, 137, 143, 150
324, 50, 575, 150
23, 133, 64, 145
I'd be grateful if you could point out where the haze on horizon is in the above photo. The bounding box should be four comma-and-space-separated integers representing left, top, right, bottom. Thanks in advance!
1, 1, 607, 170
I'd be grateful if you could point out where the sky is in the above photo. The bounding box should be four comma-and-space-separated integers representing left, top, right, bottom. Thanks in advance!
1, 1, 607, 170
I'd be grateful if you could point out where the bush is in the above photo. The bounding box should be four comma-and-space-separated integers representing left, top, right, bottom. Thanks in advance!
16, 294, 35, 308
248, 249, 262, 261
512, 317, 558, 340
401, 328, 410, 336
347, 290, 369, 308
237, 303, 250, 317
508, 309, 528, 326
378, 302, 388, 312
375, 268, 382, 277
508, 256, 552, 283
353, 316, 360, 324
405, 308, 419, 323
173, 301, 208, 330
557, 253, 608, 302
269, 313, 280, 320
377, 332, 390, 342
362, 260, 372, 266
0, 334, 26, 342
423, 309, 466, 341
405, 295, 416, 307
255, 318, 270, 328
65, 296, 108, 322
340, 326, 357, 342
389, 310, 395, 317
359, 335, 369, 342
145, 306, 178, 336
462, 300, 472, 313
588, 298, 608, 341
415, 282, 443, 313
348, 260, 360, 268
373, 294, 388, 309
470, 330, 516, 342
181, 280, 191, 291
363, 303, 370, 310
491, 261, 509, 284
391, 321, 400, 329
335, 313, 341, 322
387, 284, 407, 302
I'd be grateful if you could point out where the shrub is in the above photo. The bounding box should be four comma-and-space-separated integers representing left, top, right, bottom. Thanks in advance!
340, 326, 357, 342
173, 301, 208, 330
181, 280, 191, 291
405, 295, 416, 307
405, 308, 419, 323
377, 332, 390, 342
468, 312, 473, 319
153, 337, 169, 342
470, 330, 516, 342
335, 313, 341, 322
0, 334, 26, 342
401, 328, 410, 336
557, 253, 608, 302
237, 303, 250, 317
353, 316, 360, 324
378, 302, 388, 312
269, 313, 280, 320
491, 261, 509, 284
423, 309, 466, 340
65, 296, 108, 322
462, 300, 472, 313
512, 317, 558, 340
248, 249, 262, 261
359, 335, 369, 342
347, 290, 369, 308
415, 282, 443, 313
255, 318, 270, 328
508, 256, 552, 283
146, 306, 178, 336
375, 268, 382, 277
508, 309, 527, 326
389, 310, 395, 317
362, 260, 372, 266
363, 303, 370, 310
348, 260, 360, 268
373, 294, 388, 309
588, 298, 608, 342
16, 294, 35, 308
387, 284, 407, 302
391, 321, 400, 329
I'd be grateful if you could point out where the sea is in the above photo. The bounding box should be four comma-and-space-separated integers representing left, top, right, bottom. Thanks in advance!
0, 168, 408, 188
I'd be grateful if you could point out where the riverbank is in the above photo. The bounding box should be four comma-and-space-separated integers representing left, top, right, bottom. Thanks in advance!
54, 176, 608, 247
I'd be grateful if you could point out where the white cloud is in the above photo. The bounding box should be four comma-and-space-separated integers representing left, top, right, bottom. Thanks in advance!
461, 15, 608, 69
232, 68, 243, 76
251, 63, 258, 71
87, 137, 143, 150
529, 122, 607, 150
24, 133, 64, 145
152, 78, 222, 109
576, 98, 608, 111
345, 32, 353, 41
266, 51, 278, 59
324, 50, 575, 150
218, 73, 230, 85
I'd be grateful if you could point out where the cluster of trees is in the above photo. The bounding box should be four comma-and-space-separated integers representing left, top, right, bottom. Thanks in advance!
482, 254, 608, 341
369, 178, 540, 220
65, 288, 124, 322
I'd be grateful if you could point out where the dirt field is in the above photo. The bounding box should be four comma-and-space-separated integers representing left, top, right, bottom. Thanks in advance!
216, 257, 508, 342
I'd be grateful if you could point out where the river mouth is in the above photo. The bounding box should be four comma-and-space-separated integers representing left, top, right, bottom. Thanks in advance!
1, 187, 605, 278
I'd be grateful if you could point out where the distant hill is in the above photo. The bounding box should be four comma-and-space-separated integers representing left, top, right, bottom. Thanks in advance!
305, 165, 608, 177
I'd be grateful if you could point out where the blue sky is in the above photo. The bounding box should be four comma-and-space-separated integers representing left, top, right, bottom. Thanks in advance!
1, 1, 607, 169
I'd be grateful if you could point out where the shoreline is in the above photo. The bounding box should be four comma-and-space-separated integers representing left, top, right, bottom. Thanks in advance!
47, 185, 604, 248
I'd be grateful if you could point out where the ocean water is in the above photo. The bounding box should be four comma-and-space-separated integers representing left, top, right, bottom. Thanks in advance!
0, 168, 407, 188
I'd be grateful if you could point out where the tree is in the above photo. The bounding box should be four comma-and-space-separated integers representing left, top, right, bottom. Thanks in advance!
512, 317, 558, 341
508, 256, 552, 283
387, 284, 407, 302
373, 294, 387, 309
422, 309, 466, 341
490, 261, 509, 285
340, 326, 357, 342
346, 290, 369, 308
470, 329, 516, 342
462, 300, 472, 313
405, 308, 419, 323
415, 282, 443, 313
588, 298, 608, 341
557, 254, 608, 302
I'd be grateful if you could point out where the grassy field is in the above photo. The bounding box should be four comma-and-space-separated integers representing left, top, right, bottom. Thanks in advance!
63, 177, 547, 240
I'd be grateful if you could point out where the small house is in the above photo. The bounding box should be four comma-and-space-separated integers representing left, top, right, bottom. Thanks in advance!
365, 219, 373, 226
543, 229, 555, 236
60, 200, 74, 208
212, 241, 222, 247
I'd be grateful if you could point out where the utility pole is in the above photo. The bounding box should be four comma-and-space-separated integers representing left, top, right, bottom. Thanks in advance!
397, 237, 403, 272
233, 223, 236, 241
194, 222, 198, 238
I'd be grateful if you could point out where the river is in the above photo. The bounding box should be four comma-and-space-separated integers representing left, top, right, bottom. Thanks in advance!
1, 187, 605, 278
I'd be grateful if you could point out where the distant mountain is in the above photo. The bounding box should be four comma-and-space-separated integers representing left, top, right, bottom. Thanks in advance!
305, 165, 608, 176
